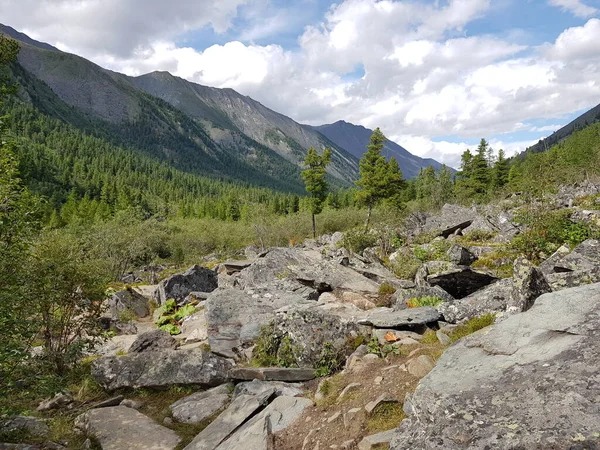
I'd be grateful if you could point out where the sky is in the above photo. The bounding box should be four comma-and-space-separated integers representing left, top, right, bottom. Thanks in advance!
1, 0, 599, 168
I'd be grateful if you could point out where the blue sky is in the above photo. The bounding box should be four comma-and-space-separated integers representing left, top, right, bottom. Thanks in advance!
1, 0, 600, 167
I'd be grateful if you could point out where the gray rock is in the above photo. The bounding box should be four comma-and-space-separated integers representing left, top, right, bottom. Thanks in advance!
358, 430, 395, 450
119, 399, 143, 410
358, 307, 441, 329
129, 330, 179, 353
436, 330, 451, 346
75, 406, 180, 450
1, 416, 48, 438
372, 329, 423, 345
232, 380, 304, 399
106, 288, 150, 319
507, 257, 551, 313
446, 245, 477, 266
545, 267, 600, 291
183, 390, 275, 450
365, 394, 397, 414
437, 279, 511, 323
553, 239, 600, 272
221, 260, 253, 275
155, 265, 218, 305
92, 395, 124, 409
393, 285, 454, 310
170, 384, 233, 424
273, 301, 367, 368
230, 367, 315, 382
0, 445, 64, 450
206, 287, 304, 359
419, 262, 498, 299
36, 393, 73, 411
406, 355, 435, 378
214, 416, 272, 450
92, 349, 232, 390
538, 244, 571, 275
390, 283, 600, 449
180, 309, 208, 343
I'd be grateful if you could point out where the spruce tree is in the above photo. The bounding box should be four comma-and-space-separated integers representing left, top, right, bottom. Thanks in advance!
493, 148, 510, 189
302, 147, 332, 238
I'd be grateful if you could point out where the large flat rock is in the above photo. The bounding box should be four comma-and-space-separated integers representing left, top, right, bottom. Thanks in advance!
391, 283, 600, 449
170, 384, 232, 424
92, 349, 232, 390
358, 307, 440, 329
75, 406, 180, 450
230, 367, 315, 382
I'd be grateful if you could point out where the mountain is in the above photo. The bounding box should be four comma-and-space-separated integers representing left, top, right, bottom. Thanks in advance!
0, 24, 59, 52
2, 24, 358, 192
313, 120, 452, 179
526, 102, 600, 154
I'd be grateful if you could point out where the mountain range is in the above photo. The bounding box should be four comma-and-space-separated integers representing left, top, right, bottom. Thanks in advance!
1, 23, 453, 193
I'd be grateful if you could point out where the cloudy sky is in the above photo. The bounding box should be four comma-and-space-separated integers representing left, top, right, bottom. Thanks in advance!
2, 0, 600, 168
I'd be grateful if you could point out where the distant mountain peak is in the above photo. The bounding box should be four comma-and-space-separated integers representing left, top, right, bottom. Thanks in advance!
0, 23, 59, 52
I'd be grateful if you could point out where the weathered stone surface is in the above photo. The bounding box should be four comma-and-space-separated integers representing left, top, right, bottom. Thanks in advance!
92, 395, 124, 409
221, 260, 253, 275
538, 244, 571, 275
0, 444, 64, 450
92, 349, 232, 390
358, 307, 440, 329
106, 288, 150, 319
214, 416, 272, 450
423, 204, 479, 236
406, 355, 435, 378
446, 245, 477, 266
184, 391, 274, 450
553, 239, 600, 272
170, 384, 233, 424
36, 393, 73, 411
507, 257, 551, 313
273, 301, 367, 367
206, 287, 304, 359
154, 265, 218, 305
75, 406, 181, 450
365, 394, 397, 414
180, 309, 208, 343
232, 380, 304, 399
358, 430, 395, 450
545, 267, 600, 291
230, 367, 315, 382
340, 291, 376, 310
129, 330, 179, 353
372, 329, 423, 345
391, 283, 600, 450
418, 262, 498, 299
0, 417, 48, 438
437, 279, 511, 323
393, 285, 454, 310
436, 330, 451, 346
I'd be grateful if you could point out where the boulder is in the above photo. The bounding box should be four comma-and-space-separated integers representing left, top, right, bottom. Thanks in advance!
358, 307, 440, 330
545, 267, 600, 291
180, 309, 208, 343
437, 279, 511, 323
391, 283, 600, 449
393, 285, 454, 310
552, 239, 600, 272
358, 430, 395, 450
232, 380, 304, 399
183, 390, 275, 450
273, 301, 367, 368
92, 349, 232, 390
154, 265, 218, 305
507, 257, 551, 313
221, 260, 253, 275
105, 288, 150, 319
214, 416, 272, 450
75, 406, 181, 450
446, 245, 477, 266
170, 384, 233, 424
538, 244, 571, 275
422, 204, 479, 237
129, 330, 179, 353
206, 287, 304, 359
417, 261, 498, 299
0, 417, 48, 438
36, 393, 72, 412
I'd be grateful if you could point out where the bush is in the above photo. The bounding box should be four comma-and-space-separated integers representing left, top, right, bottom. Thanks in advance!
407, 296, 445, 308
341, 227, 378, 254
314, 342, 345, 377
378, 283, 397, 295
388, 252, 422, 280
457, 229, 496, 244
412, 229, 441, 245
413, 239, 452, 262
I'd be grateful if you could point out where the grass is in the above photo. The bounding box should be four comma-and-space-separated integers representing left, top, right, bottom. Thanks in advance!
378, 283, 397, 295
471, 248, 518, 278
387, 253, 422, 280
419, 330, 440, 345
315, 373, 345, 408
450, 313, 496, 342
366, 402, 405, 433
406, 296, 445, 308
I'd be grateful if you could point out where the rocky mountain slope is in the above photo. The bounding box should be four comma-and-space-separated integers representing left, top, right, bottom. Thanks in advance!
314, 120, 452, 178
527, 101, 600, 154
1, 24, 360, 188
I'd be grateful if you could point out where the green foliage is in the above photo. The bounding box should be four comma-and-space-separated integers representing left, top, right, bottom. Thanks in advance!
388, 252, 422, 280
366, 336, 382, 357
314, 342, 345, 377
510, 207, 599, 262
341, 227, 378, 254
367, 402, 406, 434
154, 300, 194, 335
450, 313, 496, 342
419, 330, 440, 345
406, 296, 445, 308
173, 304, 196, 321
252, 323, 282, 367
159, 324, 181, 335
413, 239, 452, 262
456, 229, 496, 244
378, 283, 397, 295
412, 230, 441, 245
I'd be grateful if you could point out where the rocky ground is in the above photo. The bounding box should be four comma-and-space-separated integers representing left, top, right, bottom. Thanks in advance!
3, 181, 600, 450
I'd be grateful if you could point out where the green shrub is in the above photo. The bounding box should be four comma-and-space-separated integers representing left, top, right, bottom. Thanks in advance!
450, 313, 496, 342
471, 248, 517, 278
367, 402, 406, 433
412, 230, 441, 245
388, 252, 422, 280
341, 227, 378, 254
457, 229, 496, 244
378, 283, 397, 295
251, 323, 281, 367
159, 323, 181, 335
276, 335, 299, 368
314, 342, 345, 377
407, 296, 445, 308
173, 304, 196, 321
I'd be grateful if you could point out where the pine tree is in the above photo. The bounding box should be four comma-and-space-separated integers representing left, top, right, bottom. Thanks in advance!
472, 138, 491, 193
302, 147, 332, 238
493, 148, 510, 189
355, 128, 405, 229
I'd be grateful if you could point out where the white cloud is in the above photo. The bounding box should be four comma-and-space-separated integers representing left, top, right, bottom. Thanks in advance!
548, 0, 598, 17
530, 124, 564, 132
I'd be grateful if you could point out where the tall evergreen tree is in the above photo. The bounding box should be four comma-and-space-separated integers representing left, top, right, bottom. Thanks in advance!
302, 147, 332, 238
355, 128, 405, 230
493, 148, 510, 189
472, 138, 491, 193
